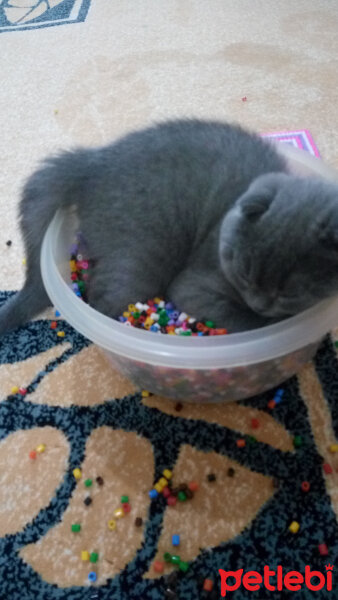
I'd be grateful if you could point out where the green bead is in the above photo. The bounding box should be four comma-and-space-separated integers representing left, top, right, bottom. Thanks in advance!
171, 555, 181, 565
84, 479, 93, 487
205, 320, 215, 328
248, 436, 257, 444
78, 281, 85, 290
293, 435, 302, 448
121, 495, 129, 503
71, 523, 81, 533
180, 331, 192, 336
163, 552, 172, 563
90, 552, 99, 563
178, 560, 189, 572
335, 341, 338, 348
133, 311, 140, 319
178, 491, 187, 502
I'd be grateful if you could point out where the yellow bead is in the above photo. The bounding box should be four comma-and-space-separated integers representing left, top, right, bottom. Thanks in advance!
36, 444, 46, 453
57, 331, 65, 337
289, 521, 300, 534
163, 469, 172, 480
11, 386, 19, 394
128, 304, 136, 312
141, 390, 150, 397
81, 550, 90, 561
144, 318, 154, 326
154, 297, 162, 304
154, 482, 164, 493
69, 260, 77, 272
329, 444, 338, 453
22, 258, 26, 265
113, 508, 124, 519
168, 331, 175, 335
73, 468, 82, 480
159, 477, 168, 487
108, 519, 116, 530
123, 311, 130, 318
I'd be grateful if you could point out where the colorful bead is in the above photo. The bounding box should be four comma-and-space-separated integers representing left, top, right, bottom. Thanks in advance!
153, 560, 164, 573
149, 489, 158, 499
36, 444, 46, 453
251, 418, 260, 429
163, 552, 172, 563
203, 579, 214, 592
167, 495, 177, 506
71, 523, 81, 533
121, 495, 129, 503
188, 481, 199, 491
88, 572, 97, 582
84, 479, 93, 487
323, 463, 333, 474
108, 519, 116, 531
81, 550, 90, 561
159, 477, 168, 487
29, 450, 37, 460
50, 321, 57, 329
155, 482, 164, 493
329, 444, 338, 453
172, 534, 180, 546
96, 476, 104, 486
289, 521, 300, 534
162, 486, 171, 498
19, 388, 27, 395
57, 331, 65, 337
170, 555, 181, 565
178, 561, 189, 572
301, 481, 310, 492
177, 491, 187, 502
11, 386, 19, 394
267, 399, 276, 410
55, 310, 61, 317
318, 543, 329, 556
113, 508, 124, 519
122, 503, 131, 514
90, 552, 99, 563
141, 390, 150, 397
236, 439, 246, 448
293, 435, 302, 448
135, 517, 143, 527
73, 468, 82, 480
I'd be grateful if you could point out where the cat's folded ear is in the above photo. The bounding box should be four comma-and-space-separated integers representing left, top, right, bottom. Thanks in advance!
239, 173, 285, 221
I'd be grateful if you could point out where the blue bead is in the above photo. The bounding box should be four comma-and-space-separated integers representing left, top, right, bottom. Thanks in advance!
75, 291, 82, 297
88, 571, 97, 582
172, 534, 180, 546
150, 325, 158, 332
55, 310, 61, 317
198, 332, 204, 336
118, 316, 127, 322
149, 489, 158, 499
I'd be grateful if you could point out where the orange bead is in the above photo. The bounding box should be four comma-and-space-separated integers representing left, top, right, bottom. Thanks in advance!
203, 579, 214, 592
50, 321, 58, 329
29, 450, 37, 459
153, 560, 164, 573
188, 481, 199, 492
267, 399, 276, 410
236, 439, 246, 448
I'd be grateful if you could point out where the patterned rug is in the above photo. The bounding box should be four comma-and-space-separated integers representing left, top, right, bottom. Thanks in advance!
0, 133, 338, 599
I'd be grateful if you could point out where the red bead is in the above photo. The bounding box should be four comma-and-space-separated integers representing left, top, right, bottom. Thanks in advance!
251, 418, 260, 429
301, 481, 310, 493
318, 543, 329, 556
153, 560, 164, 573
242, 96, 247, 102
70, 273, 77, 281
167, 495, 177, 506
50, 321, 58, 329
29, 450, 37, 459
122, 503, 131, 513
236, 439, 246, 448
162, 486, 171, 498
188, 481, 199, 492
19, 388, 27, 395
203, 579, 214, 591
323, 463, 333, 474
267, 399, 276, 410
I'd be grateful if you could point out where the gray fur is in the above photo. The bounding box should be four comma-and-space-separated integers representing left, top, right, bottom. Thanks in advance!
1, 119, 338, 335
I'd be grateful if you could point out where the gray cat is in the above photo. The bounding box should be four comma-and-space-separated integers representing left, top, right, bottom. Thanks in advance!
1, 119, 338, 335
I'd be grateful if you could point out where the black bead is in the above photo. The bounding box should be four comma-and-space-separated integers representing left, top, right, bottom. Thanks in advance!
227, 467, 235, 477
175, 402, 183, 412
6, 240, 12, 247
135, 517, 143, 527
207, 473, 216, 482
84, 496, 92, 506
96, 476, 104, 486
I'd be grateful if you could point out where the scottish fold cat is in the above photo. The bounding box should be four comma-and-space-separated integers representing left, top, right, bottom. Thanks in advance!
1, 119, 338, 335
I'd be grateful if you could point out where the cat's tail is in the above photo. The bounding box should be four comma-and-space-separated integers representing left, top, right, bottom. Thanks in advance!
0, 150, 90, 335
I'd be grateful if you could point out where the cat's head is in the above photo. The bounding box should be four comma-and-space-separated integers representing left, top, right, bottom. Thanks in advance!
219, 172, 338, 318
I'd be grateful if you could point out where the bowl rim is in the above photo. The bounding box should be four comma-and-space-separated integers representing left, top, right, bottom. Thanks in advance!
41, 144, 338, 370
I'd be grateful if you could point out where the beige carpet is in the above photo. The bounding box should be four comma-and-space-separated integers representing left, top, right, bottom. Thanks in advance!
0, 2, 338, 599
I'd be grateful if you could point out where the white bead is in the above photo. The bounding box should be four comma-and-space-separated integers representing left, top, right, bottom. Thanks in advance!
135, 302, 144, 310
188, 317, 196, 323
152, 313, 159, 321
158, 300, 165, 308
178, 312, 188, 323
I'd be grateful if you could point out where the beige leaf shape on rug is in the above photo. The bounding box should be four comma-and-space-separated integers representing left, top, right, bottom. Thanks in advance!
0, 342, 70, 401
145, 443, 274, 578
0, 426, 69, 536
28, 345, 136, 406
143, 396, 293, 452
20, 427, 154, 587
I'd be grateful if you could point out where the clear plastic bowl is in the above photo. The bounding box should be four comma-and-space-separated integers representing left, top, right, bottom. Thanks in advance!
41, 144, 338, 403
